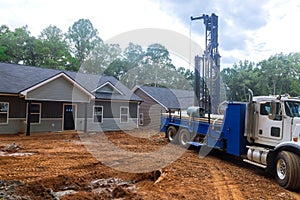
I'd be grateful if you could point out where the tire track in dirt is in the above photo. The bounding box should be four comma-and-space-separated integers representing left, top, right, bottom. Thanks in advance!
207, 160, 244, 200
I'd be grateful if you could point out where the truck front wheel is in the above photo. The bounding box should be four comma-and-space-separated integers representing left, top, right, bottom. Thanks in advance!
275, 151, 300, 190
167, 126, 178, 143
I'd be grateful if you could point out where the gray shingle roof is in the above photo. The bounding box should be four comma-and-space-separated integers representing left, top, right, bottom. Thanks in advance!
138, 85, 194, 110
0, 62, 60, 94
0, 62, 141, 102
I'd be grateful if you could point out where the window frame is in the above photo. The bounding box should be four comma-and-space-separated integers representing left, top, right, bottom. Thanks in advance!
93, 105, 103, 123
27, 102, 42, 124
0, 102, 9, 124
120, 106, 129, 123
139, 112, 144, 125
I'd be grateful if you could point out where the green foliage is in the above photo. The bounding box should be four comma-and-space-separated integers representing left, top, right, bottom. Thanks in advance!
116, 42, 191, 89
36, 25, 78, 70
143, 43, 175, 69
80, 43, 121, 74
66, 19, 102, 65
221, 53, 300, 101
120, 63, 193, 90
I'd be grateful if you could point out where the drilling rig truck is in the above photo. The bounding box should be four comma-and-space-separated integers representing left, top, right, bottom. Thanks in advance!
161, 93, 300, 190
160, 13, 300, 190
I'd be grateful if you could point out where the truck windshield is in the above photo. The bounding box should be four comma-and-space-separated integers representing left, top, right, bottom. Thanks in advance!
285, 101, 300, 117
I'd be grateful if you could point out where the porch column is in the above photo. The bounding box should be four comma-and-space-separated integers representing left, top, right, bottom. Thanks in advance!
26, 101, 31, 136
84, 103, 88, 133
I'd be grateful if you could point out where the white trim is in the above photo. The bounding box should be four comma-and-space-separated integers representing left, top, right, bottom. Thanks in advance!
92, 82, 124, 95
133, 86, 168, 110
41, 118, 63, 121
26, 102, 42, 124
23, 98, 82, 102
62, 103, 77, 130
0, 102, 9, 124
20, 72, 94, 101
93, 105, 103, 124
7, 118, 25, 120
120, 106, 129, 123
95, 99, 140, 103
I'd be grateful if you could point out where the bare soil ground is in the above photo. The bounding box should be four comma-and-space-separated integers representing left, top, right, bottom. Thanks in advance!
0, 130, 300, 200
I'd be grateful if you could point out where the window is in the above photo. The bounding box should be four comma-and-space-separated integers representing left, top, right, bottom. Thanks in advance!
0, 102, 9, 124
120, 107, 129, 123
260, 102, 270, 115
285, 101, 300, 118
139, 113, 144, 125
271, 127, 281, 137
28, 103, 41, 124
260, 102, 282, 121
93, 106, 103, 123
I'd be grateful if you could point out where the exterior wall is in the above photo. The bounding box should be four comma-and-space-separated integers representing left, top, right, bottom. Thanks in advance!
0, 96, 139, 134
0, 95, 26, 134
134, 89, 166, 130
27, 77, 90, 102
30, 118, 63, 133
0, 96, 66, 134
76, 118, 138, 132
29, 101, 63, 132
77, 101, 138, 119
76, 100, 139, 132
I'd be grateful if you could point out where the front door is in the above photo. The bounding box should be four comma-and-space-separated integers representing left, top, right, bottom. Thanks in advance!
64, 105, 76, 130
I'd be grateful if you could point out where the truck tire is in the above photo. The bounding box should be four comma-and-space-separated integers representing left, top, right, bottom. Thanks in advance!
178, 129, 190, 148
275, 151, 300, 190
167, 126, 178, 143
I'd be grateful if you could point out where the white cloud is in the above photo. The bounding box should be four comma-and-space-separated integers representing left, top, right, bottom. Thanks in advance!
0, 0, 189, 38
0, 0, 299, 69
244, 0, 300, 63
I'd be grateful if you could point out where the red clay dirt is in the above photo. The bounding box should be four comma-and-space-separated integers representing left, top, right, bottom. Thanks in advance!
0, 130, 299, 200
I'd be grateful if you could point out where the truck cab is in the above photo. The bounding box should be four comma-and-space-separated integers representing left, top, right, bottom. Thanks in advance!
251, 96, 300, 146
245, 95, 300, 190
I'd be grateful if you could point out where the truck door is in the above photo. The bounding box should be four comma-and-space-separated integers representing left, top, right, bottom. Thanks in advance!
255, 101, 283, 145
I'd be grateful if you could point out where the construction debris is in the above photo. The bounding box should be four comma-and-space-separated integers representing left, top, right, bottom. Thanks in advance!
90, 178, 137, 198
3, 143, 23, 153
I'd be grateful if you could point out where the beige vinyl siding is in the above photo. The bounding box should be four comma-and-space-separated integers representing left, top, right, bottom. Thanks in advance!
26, 76, 90, 102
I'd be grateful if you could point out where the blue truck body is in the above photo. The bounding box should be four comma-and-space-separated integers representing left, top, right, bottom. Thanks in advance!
161, 102, 248, 156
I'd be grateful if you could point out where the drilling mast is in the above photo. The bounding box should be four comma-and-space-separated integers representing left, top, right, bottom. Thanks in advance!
191, 13, 221, 114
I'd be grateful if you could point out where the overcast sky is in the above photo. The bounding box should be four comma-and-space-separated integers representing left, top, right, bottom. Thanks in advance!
1, 0, 300, 69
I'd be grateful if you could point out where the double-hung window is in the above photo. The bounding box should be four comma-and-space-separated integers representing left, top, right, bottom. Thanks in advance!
28, 103, 41, 124
120, 106, 129, 123
93, 106, 103, 123
0, 102, 9, 124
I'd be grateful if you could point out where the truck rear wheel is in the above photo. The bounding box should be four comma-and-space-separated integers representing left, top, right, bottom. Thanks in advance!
275, 151, 300, 190
178, 129, 190, 148
167, 126, 178, 143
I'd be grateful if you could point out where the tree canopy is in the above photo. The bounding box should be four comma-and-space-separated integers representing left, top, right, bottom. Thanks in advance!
221, 53, 300, 101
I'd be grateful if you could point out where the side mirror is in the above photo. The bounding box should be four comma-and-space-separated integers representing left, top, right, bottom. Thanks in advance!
268, 100, 277, 120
